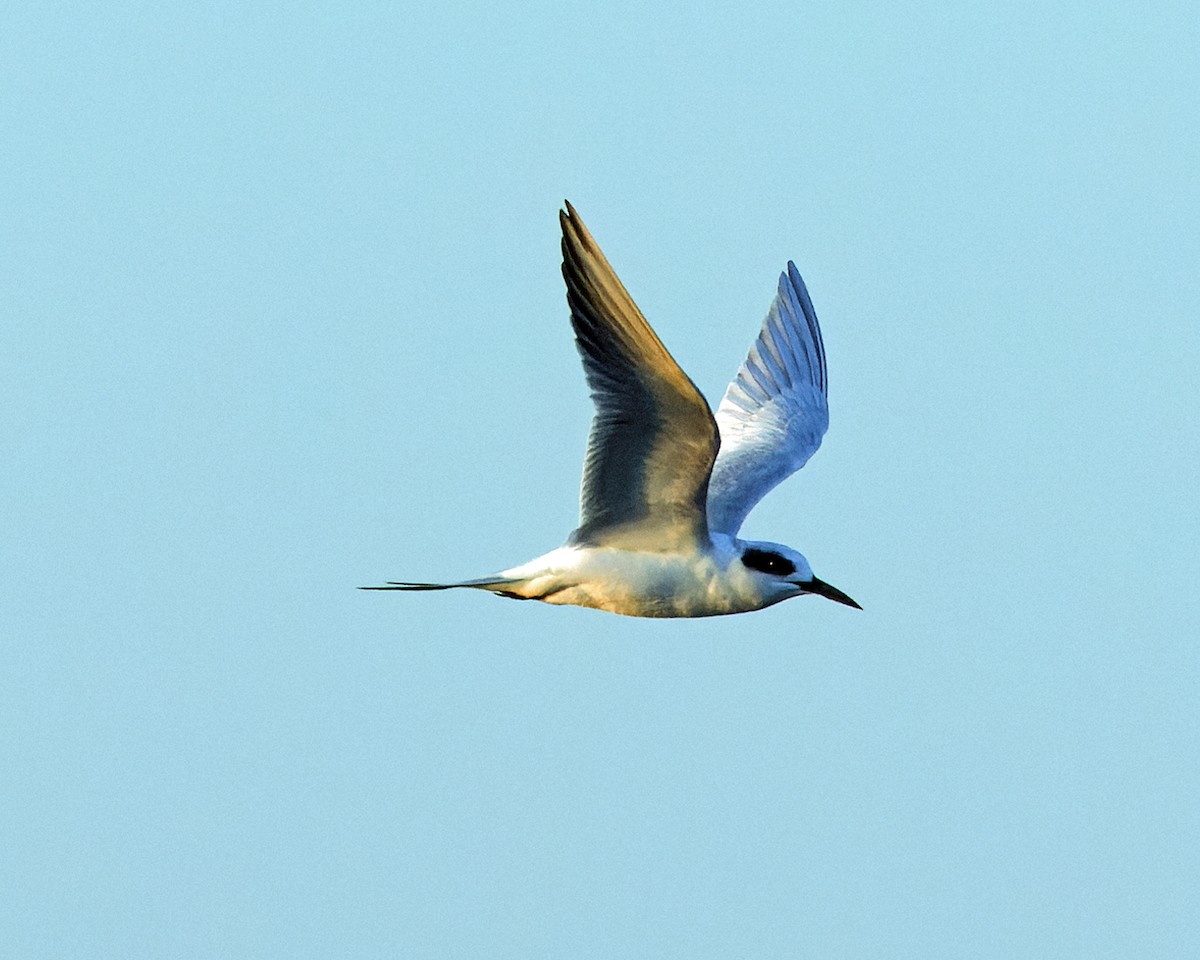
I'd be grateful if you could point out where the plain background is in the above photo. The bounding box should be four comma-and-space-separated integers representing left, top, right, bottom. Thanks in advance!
4, 1, 1198, 957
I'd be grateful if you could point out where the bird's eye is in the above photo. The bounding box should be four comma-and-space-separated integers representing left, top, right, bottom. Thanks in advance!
741, 548, 796, 577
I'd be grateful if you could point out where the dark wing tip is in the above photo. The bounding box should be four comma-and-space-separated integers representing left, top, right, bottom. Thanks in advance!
560, 203, 593, 251
780, 260, 827, 393
785, 261, 808, 295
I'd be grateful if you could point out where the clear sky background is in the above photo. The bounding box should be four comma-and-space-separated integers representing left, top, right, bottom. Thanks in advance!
4, 1, 1198, 957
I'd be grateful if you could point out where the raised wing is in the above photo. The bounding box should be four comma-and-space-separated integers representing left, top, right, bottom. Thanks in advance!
560, 202, 720, 550
706, 262, 830, 537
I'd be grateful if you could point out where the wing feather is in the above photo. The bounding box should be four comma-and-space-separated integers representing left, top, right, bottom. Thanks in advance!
560, 203, 719, 550
706, 263, 830, 537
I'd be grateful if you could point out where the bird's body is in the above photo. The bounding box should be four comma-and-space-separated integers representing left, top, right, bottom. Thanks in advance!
488, 536, 777, 619
364, 203, 860, 618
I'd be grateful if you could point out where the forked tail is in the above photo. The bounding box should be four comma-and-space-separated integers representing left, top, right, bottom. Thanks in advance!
359, 576, 524, 594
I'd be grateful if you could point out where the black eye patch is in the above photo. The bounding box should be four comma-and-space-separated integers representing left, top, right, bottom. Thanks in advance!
740, 548, 796, 577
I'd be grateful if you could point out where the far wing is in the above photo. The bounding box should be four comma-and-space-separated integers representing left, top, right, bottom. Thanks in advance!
561, 202, 720, 550
705, 263, 830, 537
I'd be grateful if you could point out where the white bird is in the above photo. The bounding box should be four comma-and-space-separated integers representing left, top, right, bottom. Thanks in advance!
363, 202, 860, 618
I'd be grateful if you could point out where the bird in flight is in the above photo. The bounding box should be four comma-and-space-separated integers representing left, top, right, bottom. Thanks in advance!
363, 202, 860, 617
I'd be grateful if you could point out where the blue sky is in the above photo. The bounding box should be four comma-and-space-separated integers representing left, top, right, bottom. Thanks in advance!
4, 1, 1198, 957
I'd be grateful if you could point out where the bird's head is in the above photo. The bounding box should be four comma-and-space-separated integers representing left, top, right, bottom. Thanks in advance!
738, 541, 861, 609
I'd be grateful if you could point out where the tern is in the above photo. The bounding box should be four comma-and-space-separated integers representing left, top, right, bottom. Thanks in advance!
363, 203, 860, 617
